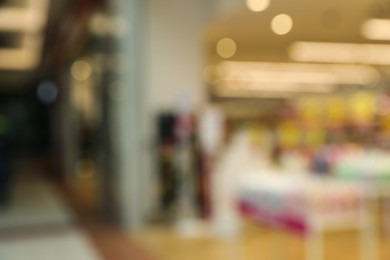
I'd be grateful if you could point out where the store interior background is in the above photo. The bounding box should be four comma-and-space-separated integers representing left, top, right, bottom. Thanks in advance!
1, 0, 390, 259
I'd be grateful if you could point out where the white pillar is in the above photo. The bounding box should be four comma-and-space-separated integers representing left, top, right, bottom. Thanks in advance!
112, 0, 207, 230
112, 0, 146, 229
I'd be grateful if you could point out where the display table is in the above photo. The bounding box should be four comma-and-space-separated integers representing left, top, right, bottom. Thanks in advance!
237, 172, 378, 260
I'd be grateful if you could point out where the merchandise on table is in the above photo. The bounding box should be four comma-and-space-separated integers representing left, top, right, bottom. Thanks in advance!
332, 149, 390, 180
237, 172, 363, 235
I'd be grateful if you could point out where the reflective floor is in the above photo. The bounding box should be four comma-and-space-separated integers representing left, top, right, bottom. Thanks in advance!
0, 176, 101, 260
135, 222, 390, 260
0, 162, 152, 260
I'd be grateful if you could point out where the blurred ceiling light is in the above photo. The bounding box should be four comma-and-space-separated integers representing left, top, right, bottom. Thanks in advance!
224, 71, 337, 84
361, 19, 390, 41
71, 60, 93, 81
290, 41, 390, 65
216, 38, 237, 58
25, 0, 50, 12
0, 8, 46, 32
224, 83, 335, 93
0, 0, 50, 70
89, 13, 128, 37
215, 87, 305, 99
89, 13, 109, 36
246, 0, 270, 12
0, 48, 39, 70
213, 61, 379, 97
271, 14, 293, 35
218, 61, 379, 85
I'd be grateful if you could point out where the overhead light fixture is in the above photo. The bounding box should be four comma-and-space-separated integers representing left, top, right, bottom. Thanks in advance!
290, 41, 390, 65
216, 38, 237, 59
212, 61, 379, 98
215, 88, 296, 99
71, 59, 93, 81
0, 0, 50, 70
361, 19, 390, 41
271, 14, 293, 35
246, 0, 270, 12
89, 13, 127, 37
221, 82, 336, 93
0, 49, 40, 70
217, 61, 379, 86
0, 7, 48, 32
25, 0, 51, 13
0, 33, 43, 70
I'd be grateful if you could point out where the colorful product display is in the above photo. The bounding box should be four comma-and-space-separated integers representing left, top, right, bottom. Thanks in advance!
332, 149, 390, 180
276, 144, 390, 181
238, 172, 362, 235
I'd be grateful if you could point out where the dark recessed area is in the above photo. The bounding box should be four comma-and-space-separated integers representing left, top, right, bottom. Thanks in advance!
0, 32, 23, 48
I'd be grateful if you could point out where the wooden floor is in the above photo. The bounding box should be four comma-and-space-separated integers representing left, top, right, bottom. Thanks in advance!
134, 221, 390, 260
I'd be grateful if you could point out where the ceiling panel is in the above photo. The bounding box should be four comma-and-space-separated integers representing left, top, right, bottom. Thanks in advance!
206, 0, 388, 61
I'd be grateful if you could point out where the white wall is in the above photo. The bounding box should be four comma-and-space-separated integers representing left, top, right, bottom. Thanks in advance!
144, 0, 206, 113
